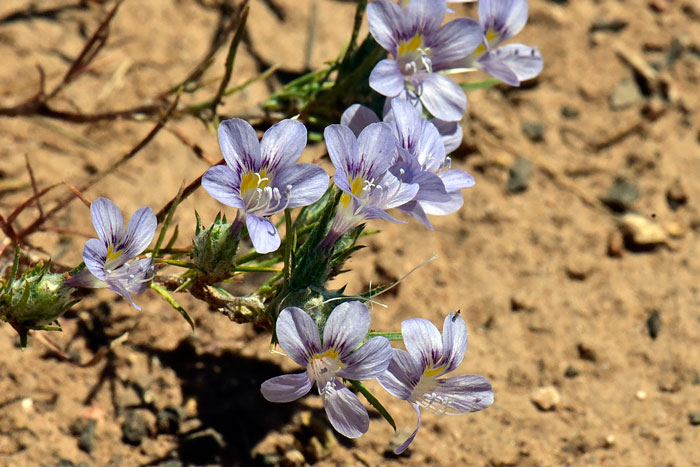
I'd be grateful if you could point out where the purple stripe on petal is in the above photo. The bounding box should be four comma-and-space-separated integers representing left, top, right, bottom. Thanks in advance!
440, 312, 468, 373
90, 197, 124, 246
118, 206, 156, 261
322, 379, 369, 438
83, 237, 108, 280
323, 301, 370, 356
356, 122, 397, 181
218, 118, 261, 173
419, 73, 466, 122
339, 336, 392, 380
434, 375, 494, 413
395, 402, 421, 454
414, 120, 446, 172
367, 0, 403, 55
260, 119, 307, 172
405, 0, 446, 34
276, 307, 321, 367
401, 318, 443, 368
324, 124, 358, 187
246, 215, 280, 254
479, 0, 529, 41
378, 349, 420, 400
369, 59, 405, 98
261, 373, 313, 403
390, 98, 423, 154
202, 165, 245, 209
340, 104, 380, 137
275, 163, 329, 209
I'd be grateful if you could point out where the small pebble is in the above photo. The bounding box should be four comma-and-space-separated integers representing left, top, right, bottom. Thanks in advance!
619, 213, 667, 249
284, 450, 306, 465
531, 386, 561, 411
647, 310, 661, 339
609, 80, 642, 110
577, 342, 597, 362
56, 461, 75, 467
180, 428, 225, 465
601, 177, 639, 212
666, 179, 688, 210
604, 434, 616, 447
156, 407, 182, 435
510, 293, 537, 312
689, 412, 700, 426
561, 106, 579, 119
607, 231, 625, 258
564, 365, 580, 378
664, 222, 684, 238
507, 157, 534, 194
521, 122, 545, 142
590, 18, 628, 33
642, 97, 666, 121
565, 258, 594, 281
122, 411, 148, 446
78, 419, 97, 453
636, 390, 647, 400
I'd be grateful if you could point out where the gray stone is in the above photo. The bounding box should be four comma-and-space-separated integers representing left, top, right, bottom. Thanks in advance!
122, 411, 148, 446
156, 407, 182, 435
564, 365, 580, 378
78, 419, 97, 453
609, 80, 642, 110
507, 157, 534, 194
601, 177, 639, 212
531, 386, 561, 411
666, 179, 688, 210
522, 122, 545, 142
647, 310, 661, 339
561, 106, 580, 119
689, 412, 700, 426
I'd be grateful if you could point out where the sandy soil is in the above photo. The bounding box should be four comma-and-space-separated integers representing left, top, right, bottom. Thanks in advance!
1, 0, 700, 466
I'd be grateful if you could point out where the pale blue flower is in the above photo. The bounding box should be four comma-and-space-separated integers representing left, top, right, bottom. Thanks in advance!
320, 122, 418, 249
378, 312, 494, 453
202, 118, 329, 254
65, 197, 156, 310
261, 302, 393, 438
368, 0, 482, 121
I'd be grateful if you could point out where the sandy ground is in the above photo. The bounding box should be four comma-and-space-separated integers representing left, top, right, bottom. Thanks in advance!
1, 0, 700, 466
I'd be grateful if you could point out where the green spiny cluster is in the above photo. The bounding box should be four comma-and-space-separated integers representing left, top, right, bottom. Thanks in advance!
191, 212, 240, 284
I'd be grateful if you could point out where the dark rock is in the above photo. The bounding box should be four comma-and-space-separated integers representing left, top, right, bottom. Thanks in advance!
507, 157, 534, 194
689, 412, 700, 426
122, 411, 148, 446
56, 461, 75, 467
609, 80, 642, 110
601, 177, 639, 212
179, 428, 225, 465
564, 365, 580, 378
647, 310, 661, 339
577, 343, 597, 362
590, 18, 628, 33
667, 37, 685, 67
561, 106, 580, 119
78, 419, 97, 453
156, 407, 182, 435
522, 122, 545, 142
158, 461, 183, 467
548, 0, 568, 4
666, 179, 688, 210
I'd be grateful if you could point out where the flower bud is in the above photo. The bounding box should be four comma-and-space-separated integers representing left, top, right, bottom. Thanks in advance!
191, 213, 240, 283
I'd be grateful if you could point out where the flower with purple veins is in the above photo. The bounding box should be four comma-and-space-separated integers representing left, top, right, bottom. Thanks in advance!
341, 99, 474, 229
320, 122, 419, 250
202, 118, 329, 254
453, 0, 543, 86
367, 0, 483, 121
261, 301, 393, 438
64, 197, 156, 311
378, 312, 494, 454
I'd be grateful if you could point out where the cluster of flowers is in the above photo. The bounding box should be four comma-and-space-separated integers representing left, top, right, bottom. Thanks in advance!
55, 0, 541, 453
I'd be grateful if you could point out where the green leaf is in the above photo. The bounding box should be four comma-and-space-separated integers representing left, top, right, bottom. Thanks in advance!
349, 379, 395, 430
366, 331, 403, 341
150, 282, 195, 331
460, 78, 502, 91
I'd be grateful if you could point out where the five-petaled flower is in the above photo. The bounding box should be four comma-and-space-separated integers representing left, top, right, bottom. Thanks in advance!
378, 312, 494, 453
261, 302, 393, 438
65, 197, 156, 310
320, 122, 418, 250
452, 0, 543, 86
367, 0, 482, 121
202, 118, 329, 254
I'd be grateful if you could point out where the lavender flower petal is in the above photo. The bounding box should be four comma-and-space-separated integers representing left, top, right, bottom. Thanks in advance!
398, 201, 433, 229
404, 0, 446, 34
90, 197, 123, 246
339, 336, 392, 380
340, 104, 380, 137
117, 206, 156, 262
419, 73, 466, 122
201, 165, 245, 209
487, 43, 543, 82
401, 317, 443, 367
440, 169, 475, 191
395, 403, 421, 454
276, 307, 321, 367
218, 118, 261, 173
245, 214, 280, 254
377, 348, 420, 400
275, 163, 329, 209
83, 238, 108, 280
432, 119, 462, 154
479, 0, 529, 41
479, 52, 520, 86
433, 375, 494, 413
429, 18, 482, 69
440, 312, 468, 372
366, 0, 403, 54
321, 379, 370, 438
64, 268, 106, 289
369, 59, 405, 98
356, 122, 396, 180
261, 373, 313, 403
323, 301, 370, 356
260, 119, 307, 172
110, 257, 153, 296
323, 124, 357, 193
420, 191, 464, 215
